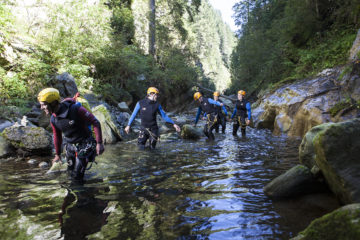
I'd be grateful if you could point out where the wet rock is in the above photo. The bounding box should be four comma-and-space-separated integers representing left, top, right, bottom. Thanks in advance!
180, 124, 202, 140
27, 159, 38, 164
292, 203, 360, 240
2, 125, 52, 156
264, 165, 321, 198
39, 161, 49, 168
92, 104, 122, 144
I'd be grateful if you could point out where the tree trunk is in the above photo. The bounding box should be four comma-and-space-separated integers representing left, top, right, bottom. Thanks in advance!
149, 0, 156, 56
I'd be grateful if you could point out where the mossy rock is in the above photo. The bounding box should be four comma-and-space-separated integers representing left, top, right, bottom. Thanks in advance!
180, 124, 202, 140
292, 203, 360, 240
312, 118, 360, 204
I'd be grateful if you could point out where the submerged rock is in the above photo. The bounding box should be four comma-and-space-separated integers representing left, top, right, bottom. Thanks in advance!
180, 124, 202, 140
47, 161, 68, 174
292, 203, 360, 240
39, 161, 49, 168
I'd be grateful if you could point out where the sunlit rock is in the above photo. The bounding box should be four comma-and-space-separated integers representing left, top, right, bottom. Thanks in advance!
2, 126, 52, 156
92, 104, 122, 144
292, 204, 360, 240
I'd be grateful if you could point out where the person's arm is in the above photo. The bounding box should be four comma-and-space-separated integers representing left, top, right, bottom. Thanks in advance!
246, 102, 251, 120
208, 98, 223, 106
50, 118, 62, 163
158, 105, 174, 124
158, 105, 181, 132
127, 102, 140, 127
231, 108, 237, 119
194, 107, 202, 125
77, 106, 103, 143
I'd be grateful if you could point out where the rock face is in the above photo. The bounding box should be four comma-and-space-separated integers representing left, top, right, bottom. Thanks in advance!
2, 126, 52, 156
253, 63, 360, 137
92, 104, 122, 144
299, 118, 360, 204
292, 203, 360, 240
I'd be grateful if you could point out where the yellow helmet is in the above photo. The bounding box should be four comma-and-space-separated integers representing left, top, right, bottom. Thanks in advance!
238, 90, 246, 96
147, 87, 159, 95
37, 88, 60, 103
193, 92, 202, 101
213, 91, 220, 97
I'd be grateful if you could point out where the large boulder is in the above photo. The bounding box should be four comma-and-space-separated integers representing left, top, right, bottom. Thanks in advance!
2, 126, 52, 156
292, 203, 360, 240
0, 135, 12, 158
92, 104, 122, 144
53, 72, 78, 98
180, 124, 202, 140
311, 118, 360, 204
263, 165, 323, 198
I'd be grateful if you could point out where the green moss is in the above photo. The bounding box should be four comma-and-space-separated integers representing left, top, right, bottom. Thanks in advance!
338, 65, 352, 81
299, 208, 360, 240
329, 99, 353, 117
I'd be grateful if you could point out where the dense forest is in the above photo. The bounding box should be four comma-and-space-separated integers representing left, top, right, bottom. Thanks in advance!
0, 0, 235, 114
229, 0, 360, 96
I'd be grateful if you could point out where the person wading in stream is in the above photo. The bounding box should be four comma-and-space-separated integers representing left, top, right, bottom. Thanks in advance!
125, 87, 181, 149
212, 91, 228, 133
193, 92, 224, 141
231, 90, 251, 137
38, 88, 105, 181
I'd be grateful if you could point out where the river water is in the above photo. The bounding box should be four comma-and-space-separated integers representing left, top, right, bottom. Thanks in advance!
0, 125, 339, 239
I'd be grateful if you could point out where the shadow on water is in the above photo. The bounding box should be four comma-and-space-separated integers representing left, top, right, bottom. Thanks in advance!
0, 126, 340, 239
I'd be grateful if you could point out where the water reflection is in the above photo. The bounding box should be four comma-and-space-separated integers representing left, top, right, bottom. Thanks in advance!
0, 126, 340, 239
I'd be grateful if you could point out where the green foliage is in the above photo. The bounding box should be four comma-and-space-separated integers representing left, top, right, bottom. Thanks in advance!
230, 0, 360, 96
0, 3, 13, 38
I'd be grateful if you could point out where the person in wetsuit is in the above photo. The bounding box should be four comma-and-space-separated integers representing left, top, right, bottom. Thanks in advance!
231, 90, 251, 137
193, 92, 224, 141
38, 88, 104, 181
124, 87, 181, 149
212, 91, 228, 133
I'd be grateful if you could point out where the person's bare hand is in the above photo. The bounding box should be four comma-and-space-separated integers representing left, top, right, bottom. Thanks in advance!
52, 155, 61, 164
173, 124, 181, 132
125, 126, 130, 134
96, 143, 105, 155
